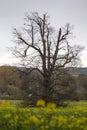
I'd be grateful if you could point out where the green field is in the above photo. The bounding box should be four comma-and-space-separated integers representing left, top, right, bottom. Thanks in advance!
0, 100, 87, 130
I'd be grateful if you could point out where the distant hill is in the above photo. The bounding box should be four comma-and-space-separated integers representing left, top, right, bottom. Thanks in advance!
0, 65, 87, 76
16, 66, 87, 75
66, 67, 87, 75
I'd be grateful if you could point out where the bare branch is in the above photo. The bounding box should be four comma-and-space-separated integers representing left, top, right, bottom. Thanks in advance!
11, 12, 83, 102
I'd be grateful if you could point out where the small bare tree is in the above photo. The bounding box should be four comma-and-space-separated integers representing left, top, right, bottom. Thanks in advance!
12, 12, 83, 102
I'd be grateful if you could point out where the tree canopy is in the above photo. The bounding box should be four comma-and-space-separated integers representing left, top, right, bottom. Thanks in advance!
12, 12, 83, 102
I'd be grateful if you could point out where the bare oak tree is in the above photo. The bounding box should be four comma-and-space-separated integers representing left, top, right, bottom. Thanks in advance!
12, 12, 83, 102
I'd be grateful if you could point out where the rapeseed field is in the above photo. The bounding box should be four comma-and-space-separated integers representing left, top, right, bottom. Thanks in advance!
0, 100, 87, 130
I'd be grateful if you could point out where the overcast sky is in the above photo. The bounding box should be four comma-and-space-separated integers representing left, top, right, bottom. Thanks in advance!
0, 0, 87, 66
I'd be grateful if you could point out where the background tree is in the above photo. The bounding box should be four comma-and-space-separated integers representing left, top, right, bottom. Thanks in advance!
12, 12, 83, 102
0, 66, 25, 99
76, 75, 87, 100
20, 70, 43, 98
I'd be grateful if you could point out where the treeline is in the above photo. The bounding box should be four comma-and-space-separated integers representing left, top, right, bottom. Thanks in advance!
0, 65, 87, 102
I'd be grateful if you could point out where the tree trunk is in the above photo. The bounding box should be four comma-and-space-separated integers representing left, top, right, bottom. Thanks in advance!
42, 76, 52, 102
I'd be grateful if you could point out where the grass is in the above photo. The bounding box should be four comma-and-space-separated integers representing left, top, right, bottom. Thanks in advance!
0, 100, 23, 107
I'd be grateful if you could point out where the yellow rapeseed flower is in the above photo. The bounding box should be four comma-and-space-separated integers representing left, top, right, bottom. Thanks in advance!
36, 99, 45, 107
4, 113, 11, 119
46, 102, 56, 109
57, 116, 67, 127
29, 115, 40, 125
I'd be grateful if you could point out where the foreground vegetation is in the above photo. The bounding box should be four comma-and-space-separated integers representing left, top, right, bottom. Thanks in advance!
0, 100, 87, 130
